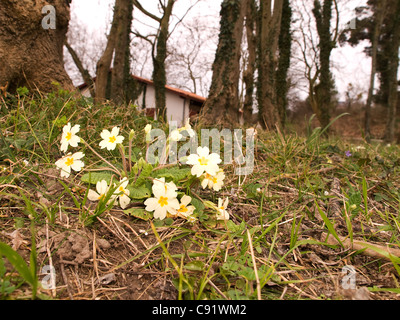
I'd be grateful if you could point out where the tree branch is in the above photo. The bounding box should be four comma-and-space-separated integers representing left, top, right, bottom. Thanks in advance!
64, 40, 95, 97
133, 0, 161, 22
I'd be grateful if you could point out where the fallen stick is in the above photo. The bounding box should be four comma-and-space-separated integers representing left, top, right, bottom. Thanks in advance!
325, 233, 400, 262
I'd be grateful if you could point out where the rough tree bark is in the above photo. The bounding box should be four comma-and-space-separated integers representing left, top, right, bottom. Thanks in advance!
256, 0, 284, 130
365, 0, 386, 142
202, 0, 248, 127
95, 0, 135, 104
313, 0, 334, 130
133, 0, 176, 122
243, 0, 257, 124
94, 5, 118, 104
110, 0, 134, 104
152, 0, 175, 122
0, 0, 73, 94
275, 0, 292, 127
384, 0, 400, 143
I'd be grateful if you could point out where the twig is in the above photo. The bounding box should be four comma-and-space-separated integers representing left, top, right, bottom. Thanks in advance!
60, 257, 74, 300
45, 218, 56, 297
82, 139, 121, 177
208, 279, 229, 300
325, 233, 400, 262
247, 230, 261, 300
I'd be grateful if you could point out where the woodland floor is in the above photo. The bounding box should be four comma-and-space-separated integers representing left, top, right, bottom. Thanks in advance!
1, 101, 400, 301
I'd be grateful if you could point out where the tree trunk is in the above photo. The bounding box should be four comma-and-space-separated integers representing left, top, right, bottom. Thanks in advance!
384, 0, 400, 143
152, 0, 175, 122
275, 0, 292, 127
110, 0, 134, 105
95, 0, 135, 105
0, 0, 73, 94
365, 0, 386, 142
202, 0, 248, 127
243, 0, 257, 124
313, 0, 334, 130
95, 5, 118, 104
256, 0, 284, 130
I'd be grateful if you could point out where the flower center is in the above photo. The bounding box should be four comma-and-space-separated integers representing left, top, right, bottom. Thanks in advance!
198, 157, 209, 166
178, 205, 188, 213
205, 173, 217, 184
98, 194, 105, 201
65, 158, 74, 167
66, 132, 72, 141
158, 196, 168, 207
109, 136, 116, 143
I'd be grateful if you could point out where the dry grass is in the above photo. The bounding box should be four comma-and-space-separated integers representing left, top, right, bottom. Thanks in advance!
1, 91, 400, 300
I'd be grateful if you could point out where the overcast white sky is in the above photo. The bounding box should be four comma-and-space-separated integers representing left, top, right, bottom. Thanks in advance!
67, 0, 373, 102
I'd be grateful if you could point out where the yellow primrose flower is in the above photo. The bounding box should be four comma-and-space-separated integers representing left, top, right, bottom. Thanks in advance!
144, 124, 152, 134
99, 126, 124, 151
113, 177, 131, 209
176, 195, 196, 219
170, 129, 183, 142
55, 152, 85, 178
216, 197, 229, 221
201, 169, 225, 191
144, 124, 152, 142
144, 178, 180, 220
181, 118, 195, 138
186, 146, 222, 177
60, 123, 80, 153
88, 180, 116, 204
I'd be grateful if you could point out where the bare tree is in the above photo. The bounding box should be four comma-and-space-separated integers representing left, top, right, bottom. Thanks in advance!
132, 0, 176, 122
242, 0, 257, 124
365, 0, 387, 142
95, 0, 134, 104
166, 17, 216, 97
256, 0, 284, 130
291, 0, 340, 130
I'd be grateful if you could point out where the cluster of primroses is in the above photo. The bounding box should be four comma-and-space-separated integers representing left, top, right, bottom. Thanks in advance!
55, 120, 230, 223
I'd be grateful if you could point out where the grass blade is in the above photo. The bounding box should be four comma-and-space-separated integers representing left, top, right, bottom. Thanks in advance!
315, 200, 343, 247
0, 242, 35, 287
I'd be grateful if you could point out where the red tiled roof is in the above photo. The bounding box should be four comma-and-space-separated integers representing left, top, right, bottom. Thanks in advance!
131, 75, 206, 103
78, 74, 206, 104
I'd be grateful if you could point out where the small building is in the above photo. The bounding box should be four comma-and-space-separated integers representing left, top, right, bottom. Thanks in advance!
78, 74, 206, 126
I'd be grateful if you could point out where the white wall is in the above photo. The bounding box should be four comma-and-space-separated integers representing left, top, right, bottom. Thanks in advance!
81, 82, 189, 126
135, 84, 188, 126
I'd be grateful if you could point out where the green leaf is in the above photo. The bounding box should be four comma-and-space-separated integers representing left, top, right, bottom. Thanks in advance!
153, 167, 191, 183
81, 171, 114, 185
123, 208, 153, 221
349, 192, 362, 206
126, 185, 152, 199
0, 242, 35, 287
315, 200, 343, 247
190, 198, 205, 215
226, 220, 246, 233
244, 183, 263, 199
184, 261, 205, 272
134, 163, 154, 186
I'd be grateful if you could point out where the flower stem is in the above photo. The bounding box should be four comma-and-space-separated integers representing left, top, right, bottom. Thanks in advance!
118, 143, 127, 175
128, 138, 133, 173
81, 139, 121, 177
